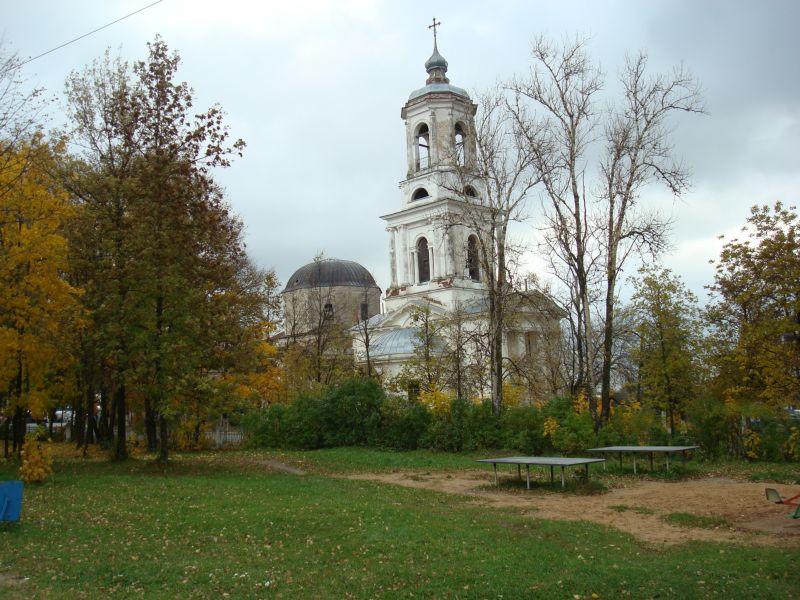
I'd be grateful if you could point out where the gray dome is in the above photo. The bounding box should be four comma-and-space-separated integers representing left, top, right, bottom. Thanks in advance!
283, 259, 379, 293
425, 42, 448, 73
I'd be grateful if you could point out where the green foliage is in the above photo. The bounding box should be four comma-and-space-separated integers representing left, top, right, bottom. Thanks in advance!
377, 395, 430, 450
500, 406, 545, 454
707, 202, 800, 410
550, 411, 596, 454
685, 396, 739, 457
281, 394, 325, 449
242, 404, 286, 448
629, 266, 703, 438
318, 378, 384, 447
662, 512, 733, 529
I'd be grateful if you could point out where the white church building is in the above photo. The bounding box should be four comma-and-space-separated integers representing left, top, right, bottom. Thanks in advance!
352, 36, 562, 394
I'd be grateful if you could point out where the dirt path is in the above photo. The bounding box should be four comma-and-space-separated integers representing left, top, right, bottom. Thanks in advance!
347, 470, 800, 546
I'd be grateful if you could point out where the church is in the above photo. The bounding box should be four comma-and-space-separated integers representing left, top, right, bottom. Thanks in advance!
280, 28, 562, 401
346, 33, 563, 399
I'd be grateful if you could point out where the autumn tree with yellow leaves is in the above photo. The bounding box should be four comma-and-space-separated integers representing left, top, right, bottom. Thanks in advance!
0, 139, 82, 457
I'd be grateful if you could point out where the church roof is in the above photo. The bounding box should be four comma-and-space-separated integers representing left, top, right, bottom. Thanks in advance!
283, 259, 379, 293
408, 82, 470, 101
408, 37, 470, 101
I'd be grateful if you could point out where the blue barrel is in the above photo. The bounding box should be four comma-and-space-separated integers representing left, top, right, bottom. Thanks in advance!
0, 480, 23, 522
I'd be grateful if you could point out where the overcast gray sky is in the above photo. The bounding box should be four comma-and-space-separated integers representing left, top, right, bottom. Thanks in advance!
4, 0, 799, 302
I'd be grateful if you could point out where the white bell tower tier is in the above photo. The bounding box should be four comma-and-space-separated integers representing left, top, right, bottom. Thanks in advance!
382, 35, 491, 314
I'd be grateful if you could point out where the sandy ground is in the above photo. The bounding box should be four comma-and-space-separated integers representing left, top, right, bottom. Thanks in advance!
346, 469, 800, 546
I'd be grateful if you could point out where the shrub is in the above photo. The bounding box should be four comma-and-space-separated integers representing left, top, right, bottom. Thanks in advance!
551, 411, 596, 454
242, 404, 287, 448
686, 396, 739, 457
462, 400, 501, 450
500, 406, 544, 454
319, 377, 384, 447
282, 394, 325, 449
19, 432, 54, 483
378, 395, 430, 450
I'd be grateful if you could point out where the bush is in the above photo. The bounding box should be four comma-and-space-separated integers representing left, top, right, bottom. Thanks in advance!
500, 406, 544, 454
19, 432, 53, 483
378, 395, 430, 450
551, 411, 596, 454
319, 378, 384, 447
242, 404, 287, 448
282, 394, 325, 449
462, 400, 501, 450
686, 397, 739, 457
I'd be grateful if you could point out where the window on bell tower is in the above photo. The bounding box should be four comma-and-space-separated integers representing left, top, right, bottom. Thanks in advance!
416, 123, 430, 171
417, 237, 430, 283
467, 234, 480, 281
454, 122, 466, 166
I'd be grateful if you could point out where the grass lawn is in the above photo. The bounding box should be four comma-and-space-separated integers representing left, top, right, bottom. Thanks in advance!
0, 447, 797, 599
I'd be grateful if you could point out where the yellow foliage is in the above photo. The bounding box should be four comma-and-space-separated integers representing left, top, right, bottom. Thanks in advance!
573, 390, 589, 415
173, 417, 211, 451
744, 429, 762, 460
782, 427, 800, 461
418, 387, 453, 415
543, 416, 559, 439
0, 140, 83, 416
502, 382, 524, 408
19, 433, 54, 483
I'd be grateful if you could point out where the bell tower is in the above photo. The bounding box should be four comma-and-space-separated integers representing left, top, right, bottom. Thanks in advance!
381, 22, 489, 314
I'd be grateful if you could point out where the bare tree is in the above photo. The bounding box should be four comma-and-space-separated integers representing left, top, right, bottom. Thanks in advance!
597, 52, 704, 422
0, 42, 46, 206
351, 276, 380, 379
507, 35, 603, 418
507, 36, 704, 425
439, 91, 541, 414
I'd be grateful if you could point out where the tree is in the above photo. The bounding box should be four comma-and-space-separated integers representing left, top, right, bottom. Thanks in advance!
707, 202, 800, 410
441, 91, 540, 414
399, 302, 448, 396
0, 43, 46, 202
281, 255, 355, 395
0, 139, 82, 456
63, 38, 251, 461
629, 266, 702, 439
507, 36, 704, 425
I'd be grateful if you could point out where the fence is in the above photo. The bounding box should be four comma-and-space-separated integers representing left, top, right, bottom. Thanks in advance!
204, 427, 245, 448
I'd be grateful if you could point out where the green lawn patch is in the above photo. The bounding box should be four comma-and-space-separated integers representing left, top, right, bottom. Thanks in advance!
662, 512, 734, 529
0, 449, 797, 599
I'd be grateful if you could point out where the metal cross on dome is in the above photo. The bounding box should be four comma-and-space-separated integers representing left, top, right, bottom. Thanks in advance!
428, 17, 441, 43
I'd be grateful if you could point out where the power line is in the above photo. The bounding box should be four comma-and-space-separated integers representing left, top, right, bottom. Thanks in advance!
19, 0, 164, 67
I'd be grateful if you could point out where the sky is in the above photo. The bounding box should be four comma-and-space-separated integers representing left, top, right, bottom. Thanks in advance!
3, 0, 799, 303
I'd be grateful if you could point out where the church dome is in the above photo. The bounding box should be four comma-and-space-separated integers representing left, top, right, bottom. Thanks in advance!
424, 43, 448, 73
408, 39, 470, 101
283, 259, 379, 293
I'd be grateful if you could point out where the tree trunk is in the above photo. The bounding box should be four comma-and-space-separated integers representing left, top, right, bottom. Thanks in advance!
98, 386, 110, 443
74, 387, 86, 447
2, 418, 9, 459
12, 406, 25, 457
600, 270, 616, 427
113, 383, 127, 461
144, 396, 158, 452
158, 414, 169, 462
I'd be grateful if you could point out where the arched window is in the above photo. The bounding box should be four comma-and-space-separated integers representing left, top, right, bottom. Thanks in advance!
417, 237, 430, 283
416, 123, 430, 171
412, 187, 430, 201
454, 122, 466, 166
463, 185, 477, 198
467, 235, 480, 281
